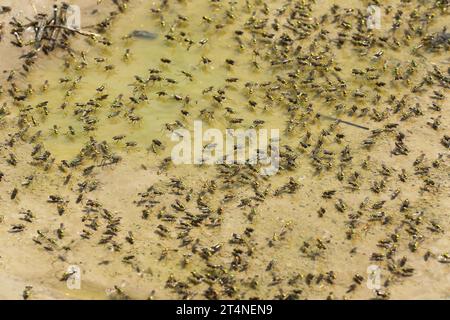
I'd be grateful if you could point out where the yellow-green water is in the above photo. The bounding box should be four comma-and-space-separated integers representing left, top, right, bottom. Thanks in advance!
18, 0, 403, 162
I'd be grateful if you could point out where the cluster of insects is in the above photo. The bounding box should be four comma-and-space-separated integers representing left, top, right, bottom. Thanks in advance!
0, 0, 448, 300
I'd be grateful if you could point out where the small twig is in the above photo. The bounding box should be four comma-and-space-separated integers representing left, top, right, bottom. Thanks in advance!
49, 5, 63, 50
45, 25, 101, 38
34, 17, 47, 49
317, 113, 370, 131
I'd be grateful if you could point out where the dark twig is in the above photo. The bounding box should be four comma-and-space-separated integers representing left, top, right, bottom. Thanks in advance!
317, 114, 370, 131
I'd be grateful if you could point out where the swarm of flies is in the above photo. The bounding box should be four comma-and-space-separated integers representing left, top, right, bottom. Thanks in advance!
0, 0, 448, 300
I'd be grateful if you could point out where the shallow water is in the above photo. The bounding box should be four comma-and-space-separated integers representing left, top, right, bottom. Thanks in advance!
20, 0, 387, 161
23, 1, 284, 159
